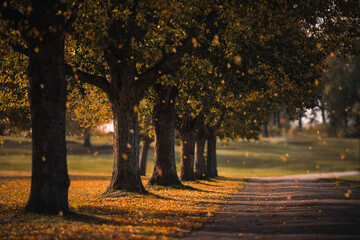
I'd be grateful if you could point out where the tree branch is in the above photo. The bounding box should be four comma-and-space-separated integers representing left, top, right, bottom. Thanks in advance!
136, 35, 193, 97
214, 112, 225, 130
64, 1, 82, 33
65, 64, 111, 95
135, 10, 218, 99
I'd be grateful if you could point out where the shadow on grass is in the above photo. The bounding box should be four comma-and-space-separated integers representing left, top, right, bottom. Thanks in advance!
320, 178, 360, 188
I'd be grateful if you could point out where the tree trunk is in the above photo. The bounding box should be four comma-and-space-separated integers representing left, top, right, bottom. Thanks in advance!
320, 106, 327, 126
106, 98, 145, 193
179, 130, 196, 181
277, 115, 281, 128
26, 29, 69, 214
83, 129, 91, 147
207, 131, 218, 178
298, 115, 302, 132
344, 111, 348, 129
139, 139, 151, 176
195, 128, 207, 179
262, 124, 269, 138
148, 87, 182, 186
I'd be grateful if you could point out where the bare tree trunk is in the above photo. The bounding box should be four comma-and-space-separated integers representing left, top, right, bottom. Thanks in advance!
195, 127, 207, 179
207, 131, 218, 178
139, 139, 151, 176
149, 85, 181, 186
298, 114, 302, 132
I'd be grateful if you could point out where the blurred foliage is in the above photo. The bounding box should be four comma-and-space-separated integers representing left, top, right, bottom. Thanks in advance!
66, 82, 112, 133
323, 55, 360, 137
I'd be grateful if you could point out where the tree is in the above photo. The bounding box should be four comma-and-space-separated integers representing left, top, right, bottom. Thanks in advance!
138, 98, 154, 176
66, 0, 218, 193
323, 55, 360, 137
0, 0, 76, 214
148, 84, 182, 185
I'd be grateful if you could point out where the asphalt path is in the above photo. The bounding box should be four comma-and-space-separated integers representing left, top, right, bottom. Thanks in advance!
183, 171, 360, 240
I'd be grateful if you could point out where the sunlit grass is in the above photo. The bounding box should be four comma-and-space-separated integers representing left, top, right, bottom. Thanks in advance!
0, 133, 359, 177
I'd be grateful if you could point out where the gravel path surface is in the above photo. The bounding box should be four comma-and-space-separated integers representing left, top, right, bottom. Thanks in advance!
183, 171, 360, 240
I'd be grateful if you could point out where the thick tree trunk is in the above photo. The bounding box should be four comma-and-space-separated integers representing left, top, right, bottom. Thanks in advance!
106, 98, 145, 193
148, 87, 182, 186
26, 33, 69, 214
207, 131, 218, 178
179, 130, 196, 181
139, 139, 151, 176
195, 129, 207, 179
83, 129, 91, 147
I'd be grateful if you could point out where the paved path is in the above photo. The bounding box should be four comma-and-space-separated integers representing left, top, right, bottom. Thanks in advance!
183, 172, 360, 240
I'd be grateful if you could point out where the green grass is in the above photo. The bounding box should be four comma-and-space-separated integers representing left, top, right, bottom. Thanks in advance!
1, 133, 359, 177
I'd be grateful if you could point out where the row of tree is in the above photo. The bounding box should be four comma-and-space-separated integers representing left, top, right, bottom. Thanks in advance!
0, 0, 358, 215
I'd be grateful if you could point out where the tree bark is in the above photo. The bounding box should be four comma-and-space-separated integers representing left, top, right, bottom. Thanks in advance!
106, 96, 145, 193
25, 5, 70, 214
262, 124, 269, 138
207, 131, 218, 178
149, 86, 181, 186
195, 127, 207, 179
320, 106, 327, 126
83, 129, 91, 147
344, 111, 348, 129
139, 139, 151, 176
179, 130, 196, 181
298, 114, 302, 132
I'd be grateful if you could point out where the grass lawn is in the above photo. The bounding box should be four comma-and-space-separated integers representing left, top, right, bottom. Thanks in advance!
1, 133, 359, 177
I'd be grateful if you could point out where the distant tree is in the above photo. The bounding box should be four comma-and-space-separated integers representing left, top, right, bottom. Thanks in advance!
323, 55, 360, 137
138, 98, 154, 177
